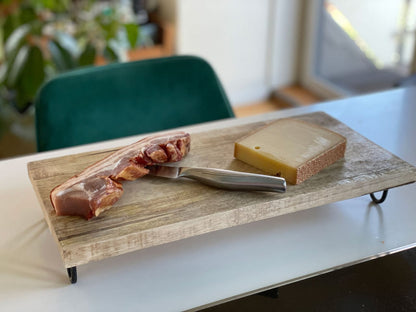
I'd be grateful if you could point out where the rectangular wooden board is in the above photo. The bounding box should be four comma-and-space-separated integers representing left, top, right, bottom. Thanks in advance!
28, 112, 416, 268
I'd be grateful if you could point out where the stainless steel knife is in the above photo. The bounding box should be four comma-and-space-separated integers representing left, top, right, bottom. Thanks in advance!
146, 165, 286, 193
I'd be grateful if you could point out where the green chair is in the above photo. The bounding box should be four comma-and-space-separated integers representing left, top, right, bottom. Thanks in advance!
35, 55, 234, 152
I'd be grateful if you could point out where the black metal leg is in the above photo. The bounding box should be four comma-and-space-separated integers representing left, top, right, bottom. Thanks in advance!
370, 190, 388, 204
67, 267, 77, 284
258, 287, 279, 299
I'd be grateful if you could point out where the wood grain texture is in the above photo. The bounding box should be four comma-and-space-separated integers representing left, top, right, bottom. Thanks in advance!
27, 112, 416, 268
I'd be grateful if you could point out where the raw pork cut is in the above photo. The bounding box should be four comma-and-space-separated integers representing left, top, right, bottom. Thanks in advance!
50, 131, 191, 219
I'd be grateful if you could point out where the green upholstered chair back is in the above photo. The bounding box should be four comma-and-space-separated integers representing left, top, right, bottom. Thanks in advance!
35, 55, 234, 152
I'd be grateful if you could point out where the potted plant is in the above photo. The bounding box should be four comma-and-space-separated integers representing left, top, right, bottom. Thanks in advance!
0, 0, 139, 157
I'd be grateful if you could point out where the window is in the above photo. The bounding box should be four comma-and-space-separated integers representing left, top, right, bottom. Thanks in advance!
302, 0, 416, 97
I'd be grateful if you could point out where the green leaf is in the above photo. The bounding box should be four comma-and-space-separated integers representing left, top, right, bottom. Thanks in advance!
15, 45, 45, 112
7, 45, 29, 88
3, 14, 19, 42
124, 23, 139, 49
4, 24, 31, 59
78, 43, 96, 66
49, 40, 76, 71
47, 0, 70, 12
101, 19, 119, 41
20, 7, 37, 24
41, 0, 55, 9
57, 0, 71, 12
14, 93, 33, 113
19, 45, 45, 95
0, 63, 8, 85
30, 19, 44, 36
103, 45, 119, 62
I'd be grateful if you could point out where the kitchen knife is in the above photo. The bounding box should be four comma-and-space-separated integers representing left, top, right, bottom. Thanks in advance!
146, 165, 286, 193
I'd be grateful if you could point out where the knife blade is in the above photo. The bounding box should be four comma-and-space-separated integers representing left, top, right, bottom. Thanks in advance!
146, 165, 286, 193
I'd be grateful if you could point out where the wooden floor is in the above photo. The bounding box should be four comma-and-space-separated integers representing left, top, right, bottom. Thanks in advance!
233, 85, 323, 118
232, 99, 290, 118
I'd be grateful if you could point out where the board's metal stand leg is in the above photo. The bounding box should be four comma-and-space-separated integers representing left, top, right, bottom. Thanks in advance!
369, 190, 388, 204
67, 267, 77, 284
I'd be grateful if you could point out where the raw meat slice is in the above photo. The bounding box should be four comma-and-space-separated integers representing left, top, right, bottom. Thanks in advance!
50, 131, 191, 219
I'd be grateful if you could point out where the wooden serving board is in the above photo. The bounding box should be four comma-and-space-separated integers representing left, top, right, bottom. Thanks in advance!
28, 112, 416, 268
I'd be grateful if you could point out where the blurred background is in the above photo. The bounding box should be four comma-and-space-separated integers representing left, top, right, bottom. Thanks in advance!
1, 0, 416, 159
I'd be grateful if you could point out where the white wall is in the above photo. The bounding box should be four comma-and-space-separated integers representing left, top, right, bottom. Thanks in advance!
174, 0, 302, 106
269, 0, 303, 88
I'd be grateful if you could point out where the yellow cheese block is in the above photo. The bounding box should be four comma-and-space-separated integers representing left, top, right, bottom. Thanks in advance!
234, 118, 346, 184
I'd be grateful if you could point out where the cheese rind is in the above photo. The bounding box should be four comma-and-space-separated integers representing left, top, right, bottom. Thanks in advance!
234, 118, 346, 184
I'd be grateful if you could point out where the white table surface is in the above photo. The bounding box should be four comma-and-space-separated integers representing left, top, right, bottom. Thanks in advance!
1, 87, 415, 311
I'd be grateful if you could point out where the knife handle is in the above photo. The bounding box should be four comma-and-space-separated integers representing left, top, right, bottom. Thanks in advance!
179, 167, 286, 193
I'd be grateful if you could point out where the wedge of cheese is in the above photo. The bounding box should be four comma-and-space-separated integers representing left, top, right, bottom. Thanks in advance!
234, 118, 346, 184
